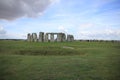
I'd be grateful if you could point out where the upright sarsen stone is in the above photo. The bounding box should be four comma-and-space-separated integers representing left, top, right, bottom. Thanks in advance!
71, 35, 74, 41
67, 35, 74, 42
32, 33, 37, 42
45, 33, 49, 42
56, 33, 66, 42
62, 33, 66, 42
67, 35, 70, 41
39, 32, 44, 42
27, 33, 31, 42
50, 33, 54, 42
57, 33, 61, 42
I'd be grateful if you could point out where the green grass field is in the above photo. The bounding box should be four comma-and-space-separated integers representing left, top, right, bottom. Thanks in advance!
0, 40, 120, 80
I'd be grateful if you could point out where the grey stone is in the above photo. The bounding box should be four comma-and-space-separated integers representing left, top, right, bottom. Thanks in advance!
62, 33, 66, 42
39, 32, 44, 42
50, 33, 54, 42
67, 35, 74, 41
32, 33, 37, 42
27, 32, 74, 42
45, 33, 49, 42
27, 33, 31, 42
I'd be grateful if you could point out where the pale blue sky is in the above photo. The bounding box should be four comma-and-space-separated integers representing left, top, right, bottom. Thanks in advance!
0, 0, 120, 40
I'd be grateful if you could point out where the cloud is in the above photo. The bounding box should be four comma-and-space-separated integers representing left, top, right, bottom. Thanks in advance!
0, 25, 7, 39
58, 26, 68, 33
6, 33, 27, 39
0, 26, 6, 34
0, 25, 27, 39
78, 29, 120, 40
80, 23, 94, 28
0, 0, 55, 20
77, 23, 120, 40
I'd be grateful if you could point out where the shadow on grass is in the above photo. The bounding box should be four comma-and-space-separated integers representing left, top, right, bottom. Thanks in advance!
15, 49, 85, 56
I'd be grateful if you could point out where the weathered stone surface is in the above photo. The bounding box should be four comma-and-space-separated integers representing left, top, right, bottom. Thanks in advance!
62, 33, 66, 42
39, 32, 44, 42
50, 33, 54, 42
71, 35, 74, 41
32, 33, 37, 42
27, 32, 74, 42
45, 33, 49, 42
57, 33, 61, 42
67, 35, 74, 41
27, 33, 31, 42
45, 33, 65, 42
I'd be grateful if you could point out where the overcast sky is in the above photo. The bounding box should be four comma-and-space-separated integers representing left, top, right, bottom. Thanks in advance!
0, 0, 120, 40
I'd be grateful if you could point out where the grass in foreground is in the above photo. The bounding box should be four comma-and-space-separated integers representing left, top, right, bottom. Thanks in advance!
0, 40, 120, 80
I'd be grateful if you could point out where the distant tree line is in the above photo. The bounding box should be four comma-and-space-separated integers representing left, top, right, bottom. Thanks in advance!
75, 39, 120, 43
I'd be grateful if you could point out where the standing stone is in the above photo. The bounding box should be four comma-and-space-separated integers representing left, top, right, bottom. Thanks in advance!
67, 35, 71, 41
57, 33, 62, 42
45, 33, 49, 42
71, 35, 74, 41
62, 33, 66, 42
50, 33, 54, 42
27, 33, 32, 42
67, 35, 74, 41
39, 32, 44, 42
57, 33, 60, 42
32, 33, 37, 42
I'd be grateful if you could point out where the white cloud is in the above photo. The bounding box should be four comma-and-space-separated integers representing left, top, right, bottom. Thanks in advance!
6, 33, 27, 39
76, 23, 120, 40
0, 25, 27, 39
50, 0, 60, 4
0, 26, 6, 34
80, 23, 94, 28
0, 25, 7, 39
0, 0, 54, 20
78, 29, 120, 40
58, 26, 68, 33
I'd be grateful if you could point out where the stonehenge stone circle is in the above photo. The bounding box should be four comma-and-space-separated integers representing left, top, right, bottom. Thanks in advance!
27, 32, 74, 42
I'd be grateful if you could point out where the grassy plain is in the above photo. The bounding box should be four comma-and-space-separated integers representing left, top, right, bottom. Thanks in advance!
0, 40, 120, 80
